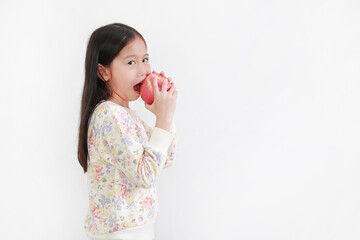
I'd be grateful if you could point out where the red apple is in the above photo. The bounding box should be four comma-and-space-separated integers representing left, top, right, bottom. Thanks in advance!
140, 71, 174, 105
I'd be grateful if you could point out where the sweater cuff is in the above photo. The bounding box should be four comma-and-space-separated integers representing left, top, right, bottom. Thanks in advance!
170, 121, 176, 133
148, 127, 174, 153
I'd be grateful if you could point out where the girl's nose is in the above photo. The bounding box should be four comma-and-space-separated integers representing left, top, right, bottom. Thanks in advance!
138, 64, 149, 79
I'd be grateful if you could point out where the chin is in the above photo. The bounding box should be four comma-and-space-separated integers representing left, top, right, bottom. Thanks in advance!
131, 93, 141, 100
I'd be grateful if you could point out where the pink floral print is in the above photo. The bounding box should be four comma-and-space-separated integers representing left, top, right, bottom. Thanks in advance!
84, 100, 177, 235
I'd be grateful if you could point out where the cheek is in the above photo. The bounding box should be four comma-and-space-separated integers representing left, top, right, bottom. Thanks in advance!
145, 64, 151, 74
114, 67, 132, 80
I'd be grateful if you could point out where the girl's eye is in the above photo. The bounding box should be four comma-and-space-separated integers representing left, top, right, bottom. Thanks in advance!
128, 58, 149, 65
128, 60, 135, 65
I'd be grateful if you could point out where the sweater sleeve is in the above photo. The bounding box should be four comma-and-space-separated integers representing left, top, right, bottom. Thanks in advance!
99, 110, 174, 189
141, 119, 177, 169
163, 122, 177, 169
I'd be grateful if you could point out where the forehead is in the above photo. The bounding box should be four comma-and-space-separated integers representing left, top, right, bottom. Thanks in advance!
118, 36, 147, 57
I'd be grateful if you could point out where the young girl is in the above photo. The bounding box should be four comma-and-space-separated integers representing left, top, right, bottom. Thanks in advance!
77, 23, 178, 240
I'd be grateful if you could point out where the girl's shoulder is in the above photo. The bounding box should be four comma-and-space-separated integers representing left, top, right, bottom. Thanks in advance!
91, 100, 129, 122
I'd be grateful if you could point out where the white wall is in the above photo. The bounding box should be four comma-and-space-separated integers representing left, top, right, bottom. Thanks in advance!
1, 0, 359, 239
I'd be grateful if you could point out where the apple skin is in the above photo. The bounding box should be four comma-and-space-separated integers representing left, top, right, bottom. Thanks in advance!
140, 71, 174, 105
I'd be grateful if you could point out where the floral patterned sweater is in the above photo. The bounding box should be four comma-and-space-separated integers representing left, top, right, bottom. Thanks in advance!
84, 100, 177, 236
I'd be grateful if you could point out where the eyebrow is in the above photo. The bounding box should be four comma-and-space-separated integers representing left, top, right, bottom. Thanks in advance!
124, 53, 149, 60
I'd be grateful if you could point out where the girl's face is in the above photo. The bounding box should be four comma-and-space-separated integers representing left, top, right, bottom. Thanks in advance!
98, 36, 151, 108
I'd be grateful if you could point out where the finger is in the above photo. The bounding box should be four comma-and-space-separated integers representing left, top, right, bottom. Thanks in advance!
152, 76, 159, 94
169, 85, 177, 96
161, 78, 168, 93
145, 102, 151, 109
168, 84, 176, 95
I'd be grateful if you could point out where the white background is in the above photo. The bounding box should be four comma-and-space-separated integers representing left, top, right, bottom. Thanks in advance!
0, 0, 359, 239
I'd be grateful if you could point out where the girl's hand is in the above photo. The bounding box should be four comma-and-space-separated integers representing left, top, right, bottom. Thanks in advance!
144, 75, 178, 122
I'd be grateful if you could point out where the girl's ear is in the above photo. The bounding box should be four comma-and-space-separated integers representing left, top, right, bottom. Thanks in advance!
97, 64, 110, 82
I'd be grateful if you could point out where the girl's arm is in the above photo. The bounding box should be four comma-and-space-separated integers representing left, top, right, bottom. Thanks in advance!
141, 118, 177, 169
99, 110, 174, 189
164, 123, 177, 169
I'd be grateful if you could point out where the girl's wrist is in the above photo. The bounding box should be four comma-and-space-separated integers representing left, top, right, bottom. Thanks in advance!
156, 113, 173, 123
155, 117, 172, 132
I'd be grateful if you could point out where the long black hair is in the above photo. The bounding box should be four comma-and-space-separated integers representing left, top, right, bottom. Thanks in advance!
78, 23, 146, 173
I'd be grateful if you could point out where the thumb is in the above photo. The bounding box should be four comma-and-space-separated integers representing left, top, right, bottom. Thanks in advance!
144, 102, 151, 111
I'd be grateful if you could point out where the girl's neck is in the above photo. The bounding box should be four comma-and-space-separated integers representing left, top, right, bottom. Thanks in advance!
107, 96, 130, 109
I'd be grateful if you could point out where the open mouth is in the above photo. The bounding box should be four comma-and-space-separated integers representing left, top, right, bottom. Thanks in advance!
134, 82, 142, 93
